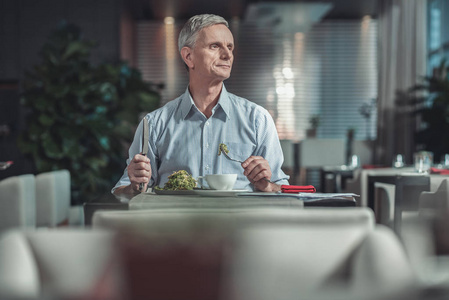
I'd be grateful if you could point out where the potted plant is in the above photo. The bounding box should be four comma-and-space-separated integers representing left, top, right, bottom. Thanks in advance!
18, 21, 161, 204
306, 114, 320, 138
396, 58, 449, 160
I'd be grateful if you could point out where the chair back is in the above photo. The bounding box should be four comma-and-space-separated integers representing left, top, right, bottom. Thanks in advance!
374, 182, 396, 228
92, 207, 375, 233
0, 174, 36, 230
36, 170, 71, 227
0, 229, 118, 299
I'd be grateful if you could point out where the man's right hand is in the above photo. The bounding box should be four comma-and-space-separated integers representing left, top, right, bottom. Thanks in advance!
127, 154, 152, 193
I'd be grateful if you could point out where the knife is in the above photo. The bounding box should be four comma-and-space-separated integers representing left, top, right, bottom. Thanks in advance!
139, 117, 150, 192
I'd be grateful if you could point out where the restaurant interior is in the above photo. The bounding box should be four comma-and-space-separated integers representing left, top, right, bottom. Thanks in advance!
1, 0, 449, 299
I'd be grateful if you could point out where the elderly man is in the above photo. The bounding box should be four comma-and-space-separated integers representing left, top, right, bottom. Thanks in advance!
113, 14, 289, 195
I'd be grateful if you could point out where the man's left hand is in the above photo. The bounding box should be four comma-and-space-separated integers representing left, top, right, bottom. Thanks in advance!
242, 156, 281, 192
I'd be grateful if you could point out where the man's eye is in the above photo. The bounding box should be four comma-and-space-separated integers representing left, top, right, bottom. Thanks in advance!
211, 44, 218, 49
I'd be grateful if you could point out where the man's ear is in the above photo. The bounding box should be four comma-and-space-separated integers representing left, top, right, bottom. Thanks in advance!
181, 47, 194, 69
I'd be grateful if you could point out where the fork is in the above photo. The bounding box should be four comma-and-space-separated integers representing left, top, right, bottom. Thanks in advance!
219, 144, 274, 183
220, 146, 243, 163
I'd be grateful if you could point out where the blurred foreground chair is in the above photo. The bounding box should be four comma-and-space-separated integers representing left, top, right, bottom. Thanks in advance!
226, 224, 417, 300
0, 208, 420, 300
398, 179, 449, 293
92, 207, 374, 232
93, 207, 418, 299
0, 229, 120, 300
0, 174, 36, 231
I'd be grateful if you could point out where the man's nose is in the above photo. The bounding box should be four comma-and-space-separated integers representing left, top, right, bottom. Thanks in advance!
221, 48, 232, 59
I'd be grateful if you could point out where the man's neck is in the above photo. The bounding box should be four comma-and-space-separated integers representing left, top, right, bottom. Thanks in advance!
188, 79, 223, 118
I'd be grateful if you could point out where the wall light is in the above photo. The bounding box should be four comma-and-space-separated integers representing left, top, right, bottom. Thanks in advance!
164, 17, 175, 25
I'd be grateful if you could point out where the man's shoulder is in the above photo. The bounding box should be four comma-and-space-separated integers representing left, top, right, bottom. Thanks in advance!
227, 91, 268, 115
145, 95, 183, 119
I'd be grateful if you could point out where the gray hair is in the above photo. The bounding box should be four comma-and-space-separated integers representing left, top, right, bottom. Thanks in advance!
178, 14, 229, 53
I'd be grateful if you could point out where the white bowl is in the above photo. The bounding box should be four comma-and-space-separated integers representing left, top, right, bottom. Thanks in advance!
198, 174, 237, 190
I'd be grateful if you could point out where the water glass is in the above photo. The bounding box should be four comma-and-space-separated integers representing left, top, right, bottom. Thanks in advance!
350, 154, 360, 169
414, 151, 433, 174
392, 154, 405, 168
442, 154, 449, 169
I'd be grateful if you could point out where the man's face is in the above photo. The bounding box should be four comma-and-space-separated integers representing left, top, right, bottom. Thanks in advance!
189, 24, 234, 81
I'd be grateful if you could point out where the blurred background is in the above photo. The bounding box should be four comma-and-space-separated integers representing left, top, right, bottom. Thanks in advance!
0, 0, 448, 202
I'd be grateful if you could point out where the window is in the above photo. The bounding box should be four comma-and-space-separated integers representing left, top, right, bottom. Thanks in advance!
428, 0, 449, 75
136, 18, 378, 141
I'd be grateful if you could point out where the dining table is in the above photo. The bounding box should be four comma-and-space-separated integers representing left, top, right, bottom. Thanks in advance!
367, 172, 430, 233
84, 190, 357, 225
350, 167, 434, 232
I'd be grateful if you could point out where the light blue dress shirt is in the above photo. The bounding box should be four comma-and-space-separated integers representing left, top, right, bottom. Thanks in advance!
112, 85, 289, 192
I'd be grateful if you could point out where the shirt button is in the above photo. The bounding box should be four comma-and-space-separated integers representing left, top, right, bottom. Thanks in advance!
205, 121, 210, 126
205, 165, 210, 170
206, 143, 210, 149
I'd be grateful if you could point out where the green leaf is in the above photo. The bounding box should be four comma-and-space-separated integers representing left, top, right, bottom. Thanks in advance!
42, 137, 64, 159
38, 114, 55, 126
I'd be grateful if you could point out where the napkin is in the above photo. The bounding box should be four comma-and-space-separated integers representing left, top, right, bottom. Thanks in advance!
430, 167, 449, 175
281, 185, 316, 193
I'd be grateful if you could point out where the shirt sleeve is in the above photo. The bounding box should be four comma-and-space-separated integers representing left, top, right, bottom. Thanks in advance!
254, 107, 290, 185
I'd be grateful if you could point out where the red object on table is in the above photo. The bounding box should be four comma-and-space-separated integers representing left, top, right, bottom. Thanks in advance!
281, 185, 316, 193
430, 167, 449, 175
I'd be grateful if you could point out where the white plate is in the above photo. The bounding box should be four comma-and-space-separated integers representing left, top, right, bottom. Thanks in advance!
193, 189, 250, 197
153, 189, 198, 195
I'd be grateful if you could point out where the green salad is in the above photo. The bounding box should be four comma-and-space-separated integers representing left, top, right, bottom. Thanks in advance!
217, 143, 229, 156
155, 170, 197, 190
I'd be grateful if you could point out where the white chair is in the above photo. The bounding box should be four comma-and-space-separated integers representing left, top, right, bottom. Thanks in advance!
0, 174, 36, 231
419, 179, 449, 256
0, 229, 120, 300
419, 178, 448, 218
93, 207, 417, 299
35, 170, 71, 227
224, 224, 416, 300
0, 210, 418, 300
343, 168, 362, 203
374, 182, 396, 228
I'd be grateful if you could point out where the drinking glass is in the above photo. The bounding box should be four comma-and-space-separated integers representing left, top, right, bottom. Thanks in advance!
442, 154, 449, 169
414, 151, 433, 174
350, 154, 360, 169
393, 154, 405, 168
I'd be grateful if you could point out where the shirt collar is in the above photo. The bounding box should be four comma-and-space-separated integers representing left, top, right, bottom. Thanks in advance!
180, 85, 231, 120
180, 87, 195, 120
